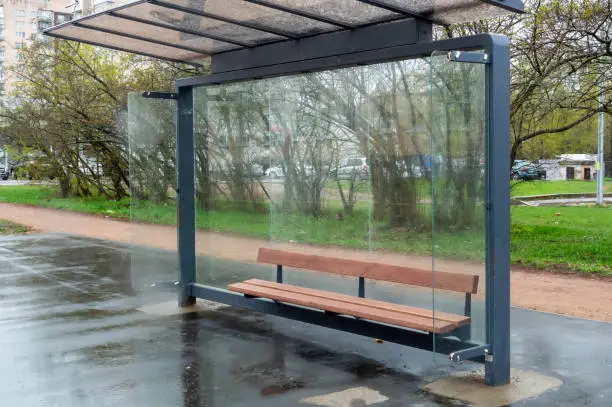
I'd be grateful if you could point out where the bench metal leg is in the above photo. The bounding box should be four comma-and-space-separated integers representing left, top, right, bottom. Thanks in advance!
456, 292, 472, 341
358, 277, 365, 298
277, 264, 283, 283
452, 325, 471, 341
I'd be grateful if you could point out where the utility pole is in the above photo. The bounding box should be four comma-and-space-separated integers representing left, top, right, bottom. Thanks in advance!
597, 81, 605, 205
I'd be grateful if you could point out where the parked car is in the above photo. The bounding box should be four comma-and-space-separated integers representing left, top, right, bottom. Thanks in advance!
511, 160, 540, 180
265, 165, 284, 178
337, 157, 369, 180
251, 164, 264, 177
396, 160, 425, 178
264, 163, 315, 178
0, 166, 10, 180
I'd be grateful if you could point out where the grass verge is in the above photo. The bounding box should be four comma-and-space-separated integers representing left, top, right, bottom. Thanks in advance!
0, 219, 30, 235
511, 179, 611, 197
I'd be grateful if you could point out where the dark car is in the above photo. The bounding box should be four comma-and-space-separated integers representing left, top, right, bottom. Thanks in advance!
511, 160, 540, 180
0, 166, 9, 181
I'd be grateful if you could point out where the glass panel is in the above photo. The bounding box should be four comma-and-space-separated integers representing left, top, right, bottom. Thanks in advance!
127, 92, 178, 298
193, 52, 489, 361
364, 0, 520, 24
116, 2, 286, 46
169, 0, 338, 36
48, 24, 207, 62
194, 58, 438, 353
265, 70, 376, 295
260, 0, 401, 25
194, 80, 276, 287
363, 58, 433, 308
78, 13, 239, 53
264, 61, 434, 310
430, 51, 487, 351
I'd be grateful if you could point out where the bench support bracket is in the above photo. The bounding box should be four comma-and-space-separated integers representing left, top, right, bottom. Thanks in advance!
150, 280, 180, 292
189, 283, 485, 361
142, 91, 178, 100
449, 345, 489, 363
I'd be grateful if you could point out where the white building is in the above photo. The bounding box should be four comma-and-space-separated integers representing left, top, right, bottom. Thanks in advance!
537, 154, 597, 181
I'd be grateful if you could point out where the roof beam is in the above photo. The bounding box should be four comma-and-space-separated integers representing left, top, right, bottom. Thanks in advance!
353, 0, 447, 26
45, 31, 204, 67
108, 11, 251, 48
148, 0, 301, 40
477, 0, 525, 14
209, 19, 431, 74
73, 21, 212, 55
243, 0, 355, 30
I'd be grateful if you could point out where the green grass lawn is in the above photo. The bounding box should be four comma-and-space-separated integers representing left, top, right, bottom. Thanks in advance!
511, 180, 611, 197
0, 219, 29, 235
1, 185, 611, 274
511, 206, 612, 273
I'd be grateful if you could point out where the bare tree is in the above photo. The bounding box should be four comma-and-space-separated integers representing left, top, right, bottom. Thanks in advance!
444, 0, 611, 164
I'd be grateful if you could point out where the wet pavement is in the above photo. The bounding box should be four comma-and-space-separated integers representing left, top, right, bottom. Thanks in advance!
0, 233, 610, 406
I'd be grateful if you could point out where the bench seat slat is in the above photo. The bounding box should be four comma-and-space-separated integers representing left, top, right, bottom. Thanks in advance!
258, 248, 479, 294
244, 279, 467, 324
228, 280, 470, 334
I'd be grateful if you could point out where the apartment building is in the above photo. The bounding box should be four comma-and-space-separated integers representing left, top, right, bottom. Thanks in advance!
72, 0, 127, 17
0, 0, 72, 96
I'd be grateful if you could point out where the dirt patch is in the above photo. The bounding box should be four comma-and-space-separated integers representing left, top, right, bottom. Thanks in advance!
0, 202, 611, 322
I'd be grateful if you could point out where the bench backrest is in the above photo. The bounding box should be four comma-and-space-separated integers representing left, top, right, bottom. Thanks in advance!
257, 248, 478, 294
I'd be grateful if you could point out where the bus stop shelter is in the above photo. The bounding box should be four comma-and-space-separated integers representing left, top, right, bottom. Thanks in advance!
45, 0, 523, 387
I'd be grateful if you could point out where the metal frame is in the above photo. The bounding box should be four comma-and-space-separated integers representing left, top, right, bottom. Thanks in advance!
173, 29, 511, 386
206, 19, 432, 75
485, 35, 512, 386
177, 86, 197, 307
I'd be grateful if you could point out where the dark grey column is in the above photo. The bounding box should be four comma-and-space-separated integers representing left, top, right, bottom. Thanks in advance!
177, 86, 196, 307
485, 34, 511, 386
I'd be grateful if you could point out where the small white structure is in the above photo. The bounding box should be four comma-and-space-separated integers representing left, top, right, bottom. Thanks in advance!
537, 154, 596, 181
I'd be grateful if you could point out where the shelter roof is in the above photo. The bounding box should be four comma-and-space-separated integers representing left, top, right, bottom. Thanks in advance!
45, 0, 524, 65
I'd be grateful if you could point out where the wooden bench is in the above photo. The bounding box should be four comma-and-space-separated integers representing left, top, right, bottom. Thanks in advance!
228, 248, 478, 337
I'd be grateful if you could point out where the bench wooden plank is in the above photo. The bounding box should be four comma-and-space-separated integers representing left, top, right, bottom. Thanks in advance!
228, 281, 469, 334
258, 248, 479, 294
244, 279, 468, 324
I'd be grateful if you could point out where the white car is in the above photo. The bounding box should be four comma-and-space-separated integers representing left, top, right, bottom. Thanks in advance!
265, 165, 284, 178
396, 160, 424, 178
265, 163, 316, 178
251, 164, 264, 177
337, 157, 369, 180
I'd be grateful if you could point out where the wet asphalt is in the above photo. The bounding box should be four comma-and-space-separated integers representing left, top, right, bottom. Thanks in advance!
0, 233, 610, 406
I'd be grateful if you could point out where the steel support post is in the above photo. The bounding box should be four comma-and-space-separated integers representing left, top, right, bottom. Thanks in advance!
177, 86, 196, 307
484, 35, 511, 386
